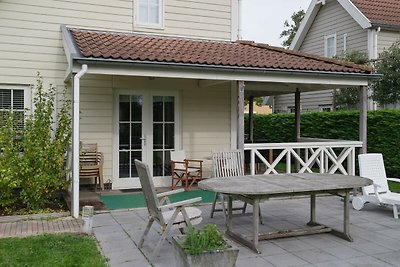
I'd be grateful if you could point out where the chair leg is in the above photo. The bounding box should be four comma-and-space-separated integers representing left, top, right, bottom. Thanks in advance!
152, 209, 179, 259
393, 204, 399, 219
138, 217, 154, 248
221, 194, 227, 220
210, 192, 219, 218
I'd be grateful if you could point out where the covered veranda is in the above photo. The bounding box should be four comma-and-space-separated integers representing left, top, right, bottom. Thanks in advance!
62, 27, 377, 218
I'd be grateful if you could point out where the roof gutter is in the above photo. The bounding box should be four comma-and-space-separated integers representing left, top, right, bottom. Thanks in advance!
371, 23, 400, 30
73, 57, 380, 81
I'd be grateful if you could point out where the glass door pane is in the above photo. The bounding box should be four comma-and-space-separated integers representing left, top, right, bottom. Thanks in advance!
119, 95, 143, 178
153, 96, 175, 177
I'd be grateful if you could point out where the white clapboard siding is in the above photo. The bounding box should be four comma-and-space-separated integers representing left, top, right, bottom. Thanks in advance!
275, 0, 368, 112
182, 83, 231, 157
377, 30, 400, 55
0, 0, 233, 83
300, 0, 367, 54
0, 0, 234, 183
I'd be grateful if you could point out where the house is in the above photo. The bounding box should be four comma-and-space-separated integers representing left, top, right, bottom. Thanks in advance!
274, 0, 400, 113
0, 1, 376, 218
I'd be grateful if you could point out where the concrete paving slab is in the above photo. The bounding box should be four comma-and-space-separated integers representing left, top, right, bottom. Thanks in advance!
90, 196, 400, 267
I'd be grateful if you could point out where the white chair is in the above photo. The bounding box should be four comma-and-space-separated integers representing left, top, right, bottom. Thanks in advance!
134, 159, 202, 258
353, 153, 400, 219
170, 150, 203, 190
210, 150, 247, 218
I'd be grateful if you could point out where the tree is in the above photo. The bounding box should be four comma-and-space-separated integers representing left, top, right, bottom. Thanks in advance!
372, 40, 400, 106
333, 51, 370, 110
280, 10, 305, 48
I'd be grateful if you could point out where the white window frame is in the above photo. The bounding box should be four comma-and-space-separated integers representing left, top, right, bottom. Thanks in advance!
324, 33, 337, 57
134, 0, 164, 29
0, 84, 32, 114
343, 33, 348, 52
319, 105, 332, 112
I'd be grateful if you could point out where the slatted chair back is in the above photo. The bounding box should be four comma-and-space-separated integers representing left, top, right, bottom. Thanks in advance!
135, 159, 165, 226
212, 149, 244, 178
359, 153, 390, 195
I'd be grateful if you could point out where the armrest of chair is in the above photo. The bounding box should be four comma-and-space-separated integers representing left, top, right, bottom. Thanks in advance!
185, 159, 203, 163
159, 197, 202, 211
157, 188, 185, 206
185, 159, 203, 170
157, 188, 185, 198
373, 183, 383, 202
387, 177, 400, 183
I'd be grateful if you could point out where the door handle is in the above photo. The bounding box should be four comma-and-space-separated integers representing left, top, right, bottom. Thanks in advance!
140, 136, 146, 145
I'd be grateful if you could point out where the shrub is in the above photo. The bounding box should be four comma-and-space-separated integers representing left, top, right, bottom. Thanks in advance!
180, 224, 228, 255
0, 74, 72, 212
0, 112, 22, 210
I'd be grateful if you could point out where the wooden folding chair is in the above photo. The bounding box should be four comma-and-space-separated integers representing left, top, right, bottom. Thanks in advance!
170, 150, 203, 190
135, 159, 202, 259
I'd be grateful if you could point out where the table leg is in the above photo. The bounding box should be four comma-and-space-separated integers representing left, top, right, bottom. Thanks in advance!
343, 191, 350, 237
330, 190, 353, 241
307, 193, 317, 226
253, 198, 260, 253
227, 195, 233, 230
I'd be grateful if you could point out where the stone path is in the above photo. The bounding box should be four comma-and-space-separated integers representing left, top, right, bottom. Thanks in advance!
0, 215, 81, 238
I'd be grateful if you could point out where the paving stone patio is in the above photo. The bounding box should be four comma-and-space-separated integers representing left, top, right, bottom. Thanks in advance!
93, 196, 400, 267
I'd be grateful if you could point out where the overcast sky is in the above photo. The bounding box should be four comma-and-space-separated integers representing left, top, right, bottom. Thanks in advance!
241, 0, 312, 47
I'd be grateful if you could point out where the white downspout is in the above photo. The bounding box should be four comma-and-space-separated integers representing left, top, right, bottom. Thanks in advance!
238, 0, 242, 40
72, 64, 88, 218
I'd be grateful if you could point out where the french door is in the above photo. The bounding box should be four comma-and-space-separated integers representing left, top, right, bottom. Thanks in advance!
113, 90, 179, 189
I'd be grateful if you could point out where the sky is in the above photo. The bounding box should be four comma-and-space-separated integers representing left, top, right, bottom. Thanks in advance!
241, 0, 313, 47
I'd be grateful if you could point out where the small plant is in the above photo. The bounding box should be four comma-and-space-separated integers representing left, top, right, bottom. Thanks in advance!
180, 224, 229, 255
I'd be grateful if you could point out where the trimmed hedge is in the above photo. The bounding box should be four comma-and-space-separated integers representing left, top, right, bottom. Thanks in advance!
246, 110, 400, 177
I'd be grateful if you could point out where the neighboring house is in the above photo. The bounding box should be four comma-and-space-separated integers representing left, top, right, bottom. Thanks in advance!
0, 1, 375, 217
274, 0, 400, 113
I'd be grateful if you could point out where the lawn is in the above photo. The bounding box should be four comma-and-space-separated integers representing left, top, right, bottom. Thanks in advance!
0, 233, 107, 267
388, 180, 400, 193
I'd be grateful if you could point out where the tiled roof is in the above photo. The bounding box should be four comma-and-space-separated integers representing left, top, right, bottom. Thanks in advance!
70, 29, 372, 74
351, 0, 400, 27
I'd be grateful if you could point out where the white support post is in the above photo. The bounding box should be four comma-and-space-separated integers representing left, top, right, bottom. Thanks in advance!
250, 149, 255, 175
72, 64, 88, 218
237, 81, 245, 151
359, 86, 368, 154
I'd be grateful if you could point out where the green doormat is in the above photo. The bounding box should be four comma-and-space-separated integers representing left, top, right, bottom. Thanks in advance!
100, 190, 215, 210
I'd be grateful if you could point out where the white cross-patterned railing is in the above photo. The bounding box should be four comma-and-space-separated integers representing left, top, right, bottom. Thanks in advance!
244, 138, 363, 176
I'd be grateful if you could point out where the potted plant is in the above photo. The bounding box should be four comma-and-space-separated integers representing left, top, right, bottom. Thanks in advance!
172, 224, 239, 267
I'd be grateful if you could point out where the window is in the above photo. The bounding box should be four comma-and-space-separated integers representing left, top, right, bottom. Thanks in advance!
319, 105, 332, 112
0, 87, 30, 128
287, 106, 296, 113
324, 34, 336, 57
136, 0, 163, 28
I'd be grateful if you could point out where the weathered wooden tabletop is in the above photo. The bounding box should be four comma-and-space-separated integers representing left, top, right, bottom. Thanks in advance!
198, 173, 372, 195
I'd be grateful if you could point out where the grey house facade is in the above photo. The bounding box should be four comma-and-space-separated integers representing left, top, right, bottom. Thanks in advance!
273, 0, 400, 113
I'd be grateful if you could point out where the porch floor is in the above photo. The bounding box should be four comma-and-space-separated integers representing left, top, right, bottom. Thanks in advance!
93, 196, 400, 267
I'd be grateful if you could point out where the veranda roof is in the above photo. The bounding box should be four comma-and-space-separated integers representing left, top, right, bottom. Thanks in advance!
68, 28, 372, 75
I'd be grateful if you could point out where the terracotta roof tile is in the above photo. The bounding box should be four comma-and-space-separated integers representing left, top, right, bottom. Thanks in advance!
70, 28, 372, 74
351, 0, 400, 27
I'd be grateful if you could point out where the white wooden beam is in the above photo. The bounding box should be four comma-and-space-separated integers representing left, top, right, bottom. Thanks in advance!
359, 86, 368, 153
295, 89, 301, 141
237, 81, 245, 150
74, 64, 371, 87
198, 80, 229, 88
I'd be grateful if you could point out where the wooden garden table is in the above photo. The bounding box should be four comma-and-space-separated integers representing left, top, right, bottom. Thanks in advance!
199, 173, 372, 253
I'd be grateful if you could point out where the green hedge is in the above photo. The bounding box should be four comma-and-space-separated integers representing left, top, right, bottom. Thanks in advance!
245, 110, 400, 177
